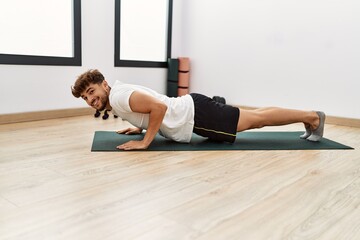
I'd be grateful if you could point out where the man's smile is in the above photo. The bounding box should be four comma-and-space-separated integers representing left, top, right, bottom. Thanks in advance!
92, 97, 99, 107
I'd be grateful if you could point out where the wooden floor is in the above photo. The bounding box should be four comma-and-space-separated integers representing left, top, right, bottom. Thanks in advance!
0, 115, 359, 240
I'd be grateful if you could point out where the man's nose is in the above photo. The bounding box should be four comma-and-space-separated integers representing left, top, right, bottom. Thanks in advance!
87, 96, 94, 106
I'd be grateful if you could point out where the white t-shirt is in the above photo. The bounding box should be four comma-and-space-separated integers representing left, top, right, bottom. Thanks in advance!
109, 80, 195, 143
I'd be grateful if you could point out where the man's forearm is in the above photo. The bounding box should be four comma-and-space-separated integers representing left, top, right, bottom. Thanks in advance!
142, 104, 167, 147
118, 91, 168, 150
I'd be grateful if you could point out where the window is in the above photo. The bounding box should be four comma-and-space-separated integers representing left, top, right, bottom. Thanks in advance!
115, 0, 173, 68
0, 0, 81, 66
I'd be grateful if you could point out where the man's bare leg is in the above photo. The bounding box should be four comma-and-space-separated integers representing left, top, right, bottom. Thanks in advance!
236, 107, 320, 133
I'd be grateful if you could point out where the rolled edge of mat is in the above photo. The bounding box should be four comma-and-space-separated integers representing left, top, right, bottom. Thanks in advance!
167, 58, 179, 81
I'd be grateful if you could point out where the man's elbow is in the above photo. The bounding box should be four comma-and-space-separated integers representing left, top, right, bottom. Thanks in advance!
158, 103, 168, 114
152, 102, 167, 116
148, 101, 167, 117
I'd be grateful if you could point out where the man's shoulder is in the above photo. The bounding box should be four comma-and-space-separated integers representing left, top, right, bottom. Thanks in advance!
109, 82, 136, 111
111, 81, 136, 95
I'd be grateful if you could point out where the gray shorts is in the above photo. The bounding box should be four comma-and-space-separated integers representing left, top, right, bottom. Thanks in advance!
190, 93, 240, 143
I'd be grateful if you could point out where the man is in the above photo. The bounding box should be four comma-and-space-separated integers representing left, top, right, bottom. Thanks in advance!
71, 69, 325, 151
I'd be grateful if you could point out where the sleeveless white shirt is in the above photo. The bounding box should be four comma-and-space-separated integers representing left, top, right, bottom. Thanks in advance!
109, 81, 195, 143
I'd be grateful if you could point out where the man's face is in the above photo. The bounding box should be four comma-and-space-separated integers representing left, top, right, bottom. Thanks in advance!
81, 82, 109, 111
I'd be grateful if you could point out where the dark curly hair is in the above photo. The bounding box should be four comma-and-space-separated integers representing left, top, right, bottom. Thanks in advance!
71, 69, 105, 98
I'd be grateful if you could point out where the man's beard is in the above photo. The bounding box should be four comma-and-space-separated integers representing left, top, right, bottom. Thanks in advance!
96, 90, 109, 111
97, 96, 109, 111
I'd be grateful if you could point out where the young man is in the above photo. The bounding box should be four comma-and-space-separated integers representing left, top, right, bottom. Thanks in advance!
71, 69, 325, 151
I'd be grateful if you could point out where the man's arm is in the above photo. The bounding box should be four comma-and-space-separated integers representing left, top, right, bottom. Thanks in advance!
117, 127, 143, 135
116, 91, 167, 150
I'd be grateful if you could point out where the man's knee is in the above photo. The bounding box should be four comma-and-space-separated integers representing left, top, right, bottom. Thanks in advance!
237, 110, 265, 131
247, 111, 268, 129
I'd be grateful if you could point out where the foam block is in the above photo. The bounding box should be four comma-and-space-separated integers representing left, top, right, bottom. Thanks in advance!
178, 72, 190, 88
178, 57, 190, 71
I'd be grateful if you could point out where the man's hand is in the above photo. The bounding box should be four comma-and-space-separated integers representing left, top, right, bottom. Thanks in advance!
115, 91, 167, 151
116, 127, 142, 135
117, 140, 148, 151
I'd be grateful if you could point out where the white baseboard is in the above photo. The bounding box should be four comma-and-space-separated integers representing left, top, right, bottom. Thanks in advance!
0, 108, 94, 124
1, 106, 359, 128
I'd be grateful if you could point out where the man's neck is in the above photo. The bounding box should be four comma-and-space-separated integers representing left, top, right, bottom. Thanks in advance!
106, 86, 112, 111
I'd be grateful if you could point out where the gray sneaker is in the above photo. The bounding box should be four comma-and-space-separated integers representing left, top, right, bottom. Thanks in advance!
307, 111, 326, 142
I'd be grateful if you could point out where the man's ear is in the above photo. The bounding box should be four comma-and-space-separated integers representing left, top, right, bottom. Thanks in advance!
102, 80, 111, 94
102, 80, 109, 90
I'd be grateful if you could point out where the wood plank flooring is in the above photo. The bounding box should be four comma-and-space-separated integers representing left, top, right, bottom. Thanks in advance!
0, 115, 359, 240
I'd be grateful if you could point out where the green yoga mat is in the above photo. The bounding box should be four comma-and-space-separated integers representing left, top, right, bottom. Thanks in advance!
91, 131, 353, 151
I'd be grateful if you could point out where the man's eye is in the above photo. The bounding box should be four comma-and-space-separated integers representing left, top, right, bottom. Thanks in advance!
90, 90, 94, 94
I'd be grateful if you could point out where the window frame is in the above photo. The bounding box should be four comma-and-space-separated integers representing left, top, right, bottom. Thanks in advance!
114, 0, 173, 68
0, 0, 82, 66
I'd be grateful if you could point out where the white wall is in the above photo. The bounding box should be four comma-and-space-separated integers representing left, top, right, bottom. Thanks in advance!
0, 0, 172, 115
182, 0, 360, 119
1, 0, 359, 120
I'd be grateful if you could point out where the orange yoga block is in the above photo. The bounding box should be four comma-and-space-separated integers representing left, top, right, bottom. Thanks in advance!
177, 57, 190, 96
178, 72, 190, 88
178, 87, 189, 96
178, 57, 190, 71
